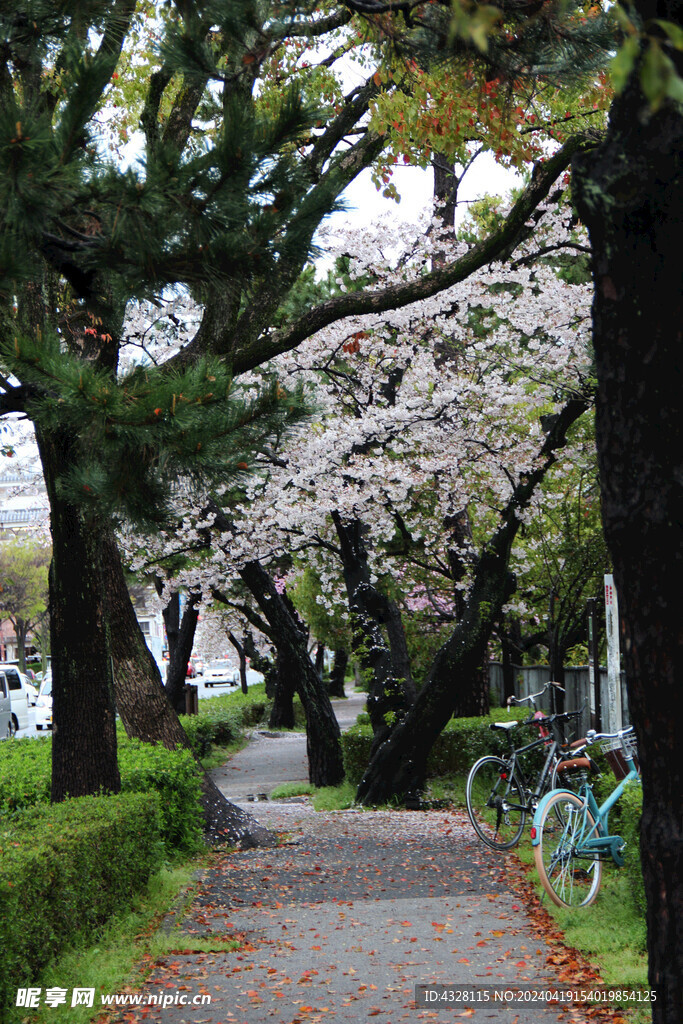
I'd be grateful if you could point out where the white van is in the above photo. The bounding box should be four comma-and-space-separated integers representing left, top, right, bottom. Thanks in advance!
0, 663, 31, 735
0, 672, 11, 740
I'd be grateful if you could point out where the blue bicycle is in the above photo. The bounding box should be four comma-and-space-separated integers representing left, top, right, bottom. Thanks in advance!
531, 725, 640, 908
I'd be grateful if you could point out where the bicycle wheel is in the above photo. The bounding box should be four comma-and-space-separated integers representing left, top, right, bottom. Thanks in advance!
466, 755, 526, 851
533, 791, 603, 908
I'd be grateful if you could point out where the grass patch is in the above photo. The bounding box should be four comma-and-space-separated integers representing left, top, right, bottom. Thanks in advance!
8, 853, 240, 1024
269, 782, 315, 799
199, 735, 248, 772
311, 781, 357, 811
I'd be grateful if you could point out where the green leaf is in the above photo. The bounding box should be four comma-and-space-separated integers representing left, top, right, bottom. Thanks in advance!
610, 36, 640, 92
640, 41, 678, 111
654, 19, 683, 51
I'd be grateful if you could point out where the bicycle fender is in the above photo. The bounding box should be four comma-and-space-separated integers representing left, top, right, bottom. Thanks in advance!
530, 789, 577, 847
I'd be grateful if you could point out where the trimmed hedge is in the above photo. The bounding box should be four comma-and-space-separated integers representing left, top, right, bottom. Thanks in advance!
0, 736, 203, 854
0, 687, 275, 847
182, 686, 270, 757
342, 708, 532, 786
0, 792, 164, 1009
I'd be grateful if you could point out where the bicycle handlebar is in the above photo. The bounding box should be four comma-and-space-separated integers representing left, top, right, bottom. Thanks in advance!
506, 680, 565, 710
585, 725, 635, 745
500, 708, 583, 739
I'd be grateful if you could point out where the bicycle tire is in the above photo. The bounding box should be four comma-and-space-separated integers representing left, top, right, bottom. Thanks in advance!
533, 791, 603, 908
465, 755, 526, 851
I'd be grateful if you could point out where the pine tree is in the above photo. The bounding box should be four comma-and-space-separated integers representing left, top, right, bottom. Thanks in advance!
0, 0, 376, 807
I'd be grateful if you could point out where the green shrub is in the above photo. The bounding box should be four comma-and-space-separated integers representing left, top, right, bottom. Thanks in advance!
341, 708, 532, 786
0, 736, 203, 854
617, 781, 645, 914
178, 686, 270, 758
589, 763, 644, 917
0, 735, 51, 811
0, 792, 164, 1010
118, 740, 203, 853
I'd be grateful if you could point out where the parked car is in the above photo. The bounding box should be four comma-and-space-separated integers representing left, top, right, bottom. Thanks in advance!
203, 659, 239, 688
0, 672, 11, 739
0, 662, 32, 734
35, 670, 53, 731
21, 673, 39, 706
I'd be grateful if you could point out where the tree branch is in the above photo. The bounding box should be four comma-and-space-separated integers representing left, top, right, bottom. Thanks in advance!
231, 132, 598, 374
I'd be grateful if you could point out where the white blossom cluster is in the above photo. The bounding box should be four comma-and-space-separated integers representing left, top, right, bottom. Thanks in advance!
133, 198, 594, 632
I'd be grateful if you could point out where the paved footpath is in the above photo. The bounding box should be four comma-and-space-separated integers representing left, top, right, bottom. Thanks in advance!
113, 693, 621, 1024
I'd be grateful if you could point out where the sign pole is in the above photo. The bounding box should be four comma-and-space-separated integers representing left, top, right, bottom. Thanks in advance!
586, 597, 602, 731
604, 574, 622, 731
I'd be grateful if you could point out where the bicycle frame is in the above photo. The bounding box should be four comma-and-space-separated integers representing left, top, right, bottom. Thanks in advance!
531, 749, 640, 866
506, 733, 561, 807
498, 708, 585, 810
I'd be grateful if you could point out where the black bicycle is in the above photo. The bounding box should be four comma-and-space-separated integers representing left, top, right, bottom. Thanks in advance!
465, 682, 595, 852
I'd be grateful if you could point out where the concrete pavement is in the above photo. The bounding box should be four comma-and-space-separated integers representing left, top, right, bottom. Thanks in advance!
112, 689, 622, 1024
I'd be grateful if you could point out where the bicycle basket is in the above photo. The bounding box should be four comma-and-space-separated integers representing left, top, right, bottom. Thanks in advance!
600, 733, 639, 779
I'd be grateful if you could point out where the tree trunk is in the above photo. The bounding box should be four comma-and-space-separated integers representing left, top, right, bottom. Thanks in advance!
228, 632, 249, 694
573, 71, 683, 1022
314, 642, 325, 678
14, 618, 28, 673
356, 399, 588, 805
356, 547, 516, 804
101, 531, 274, 848
35, 425, 120, 801
332, 512, 416, 751
269, 652, 296, 729
163, 591, 200, 712
500, 629, 516, 704
328, 648, 348, 698
243, 630, 278, 697
240, 560, 344, 786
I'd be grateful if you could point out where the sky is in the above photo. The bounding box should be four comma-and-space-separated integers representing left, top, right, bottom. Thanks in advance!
339, 154, 520, 231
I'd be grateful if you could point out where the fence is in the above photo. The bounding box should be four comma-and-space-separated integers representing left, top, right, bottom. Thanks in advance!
488, 662, 630, 740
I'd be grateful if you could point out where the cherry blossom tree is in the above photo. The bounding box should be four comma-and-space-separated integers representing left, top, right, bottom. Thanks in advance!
135, 194, 594, 799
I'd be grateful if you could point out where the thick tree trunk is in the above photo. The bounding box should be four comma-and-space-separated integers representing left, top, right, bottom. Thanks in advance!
573, 72, 683, 1022
356, 548, 516, 804
101, 531, 274, 848
35, 425, 120, 801
163, 591, 200, 712
269, 652, 296, 729
328, 648, 348, 698
356, 399, 588, 804
332, 513, 416, 750
240, 560, 344, 786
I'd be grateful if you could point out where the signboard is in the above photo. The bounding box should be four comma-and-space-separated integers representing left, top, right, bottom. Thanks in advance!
604, 574, 622, 731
